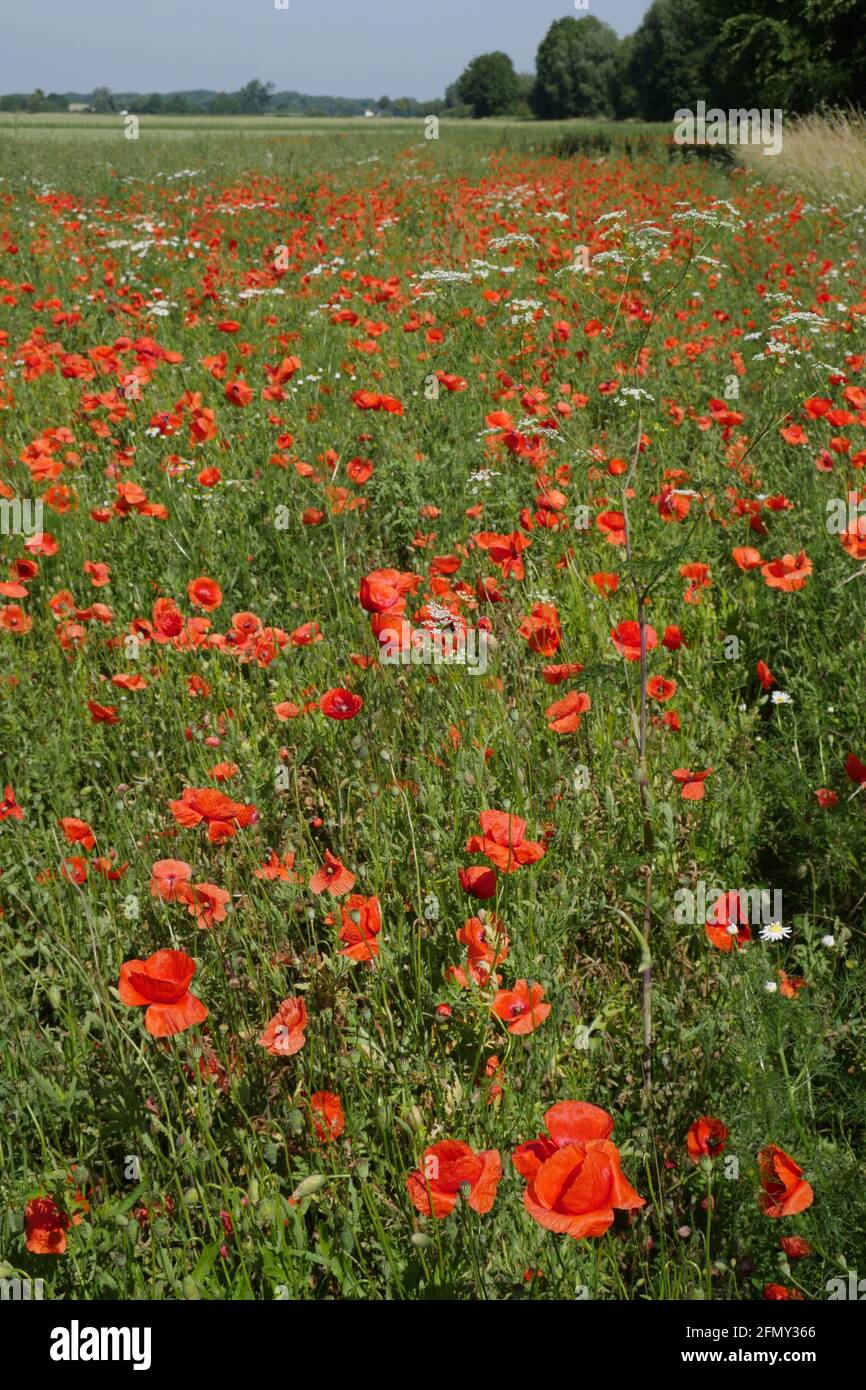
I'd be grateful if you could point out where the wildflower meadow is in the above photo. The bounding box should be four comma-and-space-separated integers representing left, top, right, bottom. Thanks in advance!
1, 103, 865, 1324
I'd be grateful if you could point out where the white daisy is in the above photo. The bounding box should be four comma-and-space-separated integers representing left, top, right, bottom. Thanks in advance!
821, 934, 836, 947
760, 921, 792, 942
771, 690, 793, 705
764, 981, 778, 993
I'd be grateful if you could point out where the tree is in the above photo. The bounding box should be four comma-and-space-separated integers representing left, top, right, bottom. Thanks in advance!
209, 91, 241, 115
237, 80, 274, 115
454, 52, 519, 118
713, 0, 866, 112
628, 0, 726, 121
531, 17, 621, 120
90, 86, 116, 113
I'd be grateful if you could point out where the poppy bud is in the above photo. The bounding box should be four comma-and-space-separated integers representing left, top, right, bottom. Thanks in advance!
291, 1174, 326, 1201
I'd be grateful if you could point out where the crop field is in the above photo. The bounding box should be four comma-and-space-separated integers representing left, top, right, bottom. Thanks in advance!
0, 118, 864, 1302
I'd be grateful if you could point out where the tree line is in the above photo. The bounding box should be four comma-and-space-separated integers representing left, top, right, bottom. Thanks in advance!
451, 1, 865, 120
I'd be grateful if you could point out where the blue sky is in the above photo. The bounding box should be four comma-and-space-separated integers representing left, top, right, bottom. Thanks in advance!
1, 0, 651, 98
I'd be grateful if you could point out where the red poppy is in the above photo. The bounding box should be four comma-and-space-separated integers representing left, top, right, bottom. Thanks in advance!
149, 858, 193, 902
310, 1091, 345, 1143
512, 1102, 644, 1239
406, 1140, 501, 1218
118, 949, 208, 1037
25, 1195, 71, 1255
319, 687, 363, 720
705, 891, 751, 951
756, 660, 774, 690
258, 997, 308, 1056
465, 810, 546, 874
309, 850, 355, 897
672, 767, 713, 801
780, 1235, 813, 1259
187, 575, 223, 611
761, 552, 812, 592
458, 864, 498, 899
646, 676, 677, 703
0, 784, 24, 823
686, 1116, 729, 1162
545, 689, 591, 733
491, 979, 550, 1034
757, 1144, 814, 1217
338, 893, 381, 961
59, 816, 95, 850
168, 786, 257, 843
611, 620, 657, 662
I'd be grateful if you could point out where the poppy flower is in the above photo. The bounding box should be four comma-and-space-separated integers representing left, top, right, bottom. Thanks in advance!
465, 810, 546, 874
320, 687, 363, 720
118, 949, 208, 1037
705, 890, 751, 951
757, 660, 774, 690
406, 1140, 501, 1218
757, 1144, 814, 1217
149, 859, 193, 902
518, 602, 562, 656
59, 817, 95, 850
611, 620, 657, 662
25, 1195, 71, 1255
0, 785, 24, 823
258, 996, 308, 1057
512, 1101, 644, 1239
764, 1283, 805, 1300
672, 767, 713, 801
458, 864, 498, 899
491, 979, 550, 1034
88, 699, 120, 724
457, 914, 510, 967
780, 1235, 813, 1259
168, 786, 257, 843
545, 689, 591, 733
181, 881, 230, 929
309, 850, 355, 897
310, 1091, 345, 1142
646, 676, 677, 703
845, 753, 866, 785
255, 849, 300, 882
732, 546, 763, 571
761, 552, 812, 592
686, 1116, 729, 1162
338, 893, 381, 961
187, 576, 223, 611
814, 788, 838, 809
662, 625, 686, 651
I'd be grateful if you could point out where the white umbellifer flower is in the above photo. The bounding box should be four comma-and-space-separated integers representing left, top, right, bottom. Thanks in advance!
821, 934, 836, 947
764, 981, 778, 993
771, 691, 793, 705
760, 921, 791, 942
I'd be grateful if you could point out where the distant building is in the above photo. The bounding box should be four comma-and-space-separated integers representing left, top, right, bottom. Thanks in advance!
67, 103, 90, 113
364, 109, 376, 118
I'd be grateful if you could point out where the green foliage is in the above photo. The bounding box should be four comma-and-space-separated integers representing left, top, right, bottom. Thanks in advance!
455, 52, 520, 119
531, 16, 621, 120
